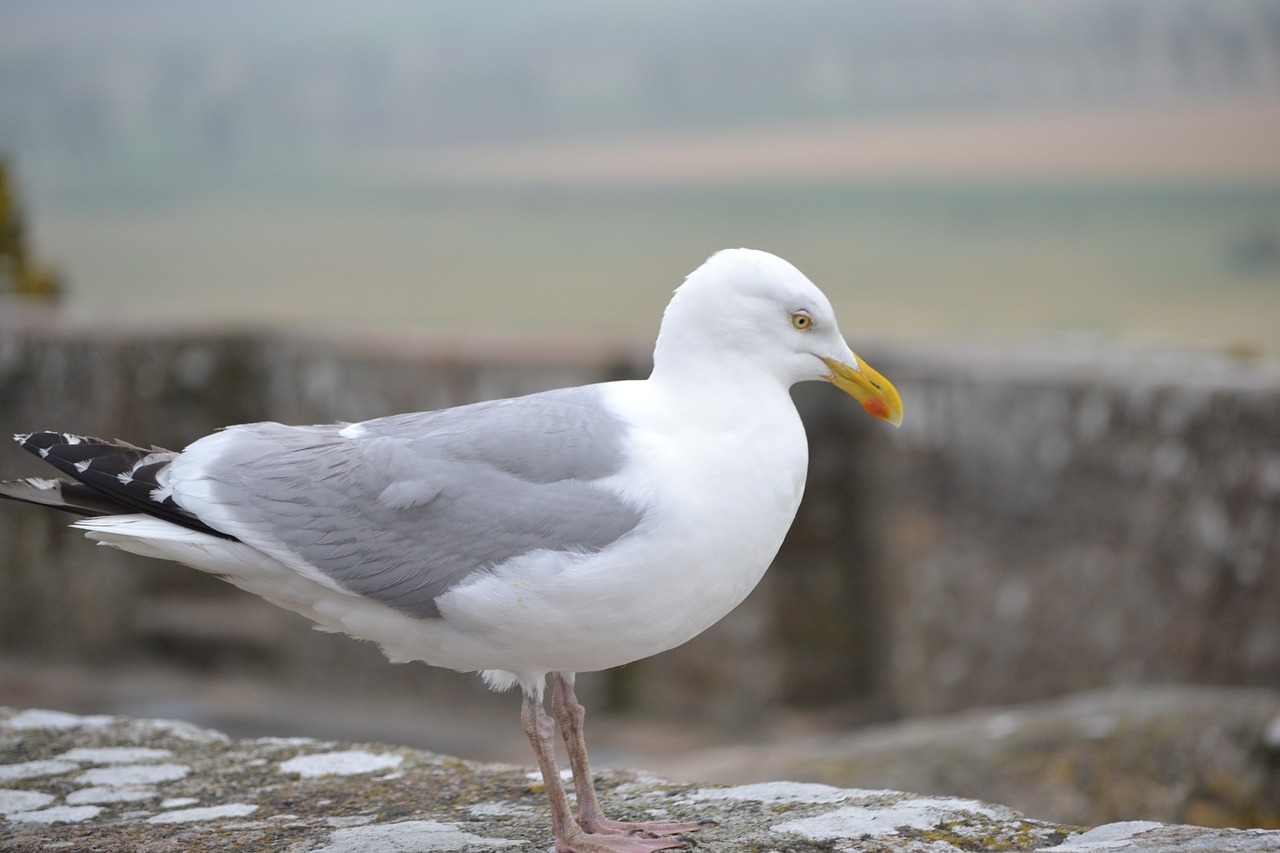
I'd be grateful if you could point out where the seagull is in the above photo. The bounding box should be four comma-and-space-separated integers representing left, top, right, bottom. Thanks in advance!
0, 248, 902, 852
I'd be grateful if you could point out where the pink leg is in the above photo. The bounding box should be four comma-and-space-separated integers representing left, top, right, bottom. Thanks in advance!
552, 673, 716, 839
521, 689, 688, 853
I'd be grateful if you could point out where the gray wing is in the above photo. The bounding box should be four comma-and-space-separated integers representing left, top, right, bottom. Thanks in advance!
184, 386, 642, 618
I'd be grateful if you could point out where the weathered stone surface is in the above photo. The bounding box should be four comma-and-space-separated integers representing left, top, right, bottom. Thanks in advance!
5, 707, 1277, 852
872, 341, 1280, 717
657, 685, 1280, 830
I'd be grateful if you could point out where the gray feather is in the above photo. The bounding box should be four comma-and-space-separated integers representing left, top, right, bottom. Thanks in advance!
190, 386, 643, 618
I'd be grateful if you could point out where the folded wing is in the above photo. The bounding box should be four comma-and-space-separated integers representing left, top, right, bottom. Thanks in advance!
167, 386, 645, 619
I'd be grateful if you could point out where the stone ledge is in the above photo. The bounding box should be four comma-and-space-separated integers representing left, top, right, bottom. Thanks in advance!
658, 686, 1280, 829
3, 707, 1277, 852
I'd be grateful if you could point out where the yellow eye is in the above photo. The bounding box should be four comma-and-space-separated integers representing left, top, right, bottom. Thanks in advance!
791, 313, 813, 330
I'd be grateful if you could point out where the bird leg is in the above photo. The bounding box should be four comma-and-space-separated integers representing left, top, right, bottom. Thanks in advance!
552, 673, 715, 839
522, 689, 688, 853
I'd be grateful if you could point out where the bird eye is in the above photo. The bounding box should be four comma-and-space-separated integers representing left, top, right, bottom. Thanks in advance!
790, 313, 813, 330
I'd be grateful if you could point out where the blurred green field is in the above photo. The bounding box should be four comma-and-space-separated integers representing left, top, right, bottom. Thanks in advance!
37, 180, 1280, 354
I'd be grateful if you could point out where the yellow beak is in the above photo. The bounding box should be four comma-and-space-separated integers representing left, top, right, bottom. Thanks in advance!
822, 354, 904, 427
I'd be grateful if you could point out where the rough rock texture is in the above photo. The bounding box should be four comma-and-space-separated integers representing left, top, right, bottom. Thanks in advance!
658, 686, 1280, 830
872, 342, 1280, 718
4, 707, 1279, 853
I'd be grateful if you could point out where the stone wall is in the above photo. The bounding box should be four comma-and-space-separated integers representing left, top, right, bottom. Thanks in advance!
1, 316, 1278, 729
874, 343, 1280, 717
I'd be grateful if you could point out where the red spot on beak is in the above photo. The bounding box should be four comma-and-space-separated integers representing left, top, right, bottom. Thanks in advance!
862, 398, 891, 421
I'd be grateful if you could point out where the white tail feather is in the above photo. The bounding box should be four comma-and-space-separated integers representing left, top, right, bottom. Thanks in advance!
70, 514, 459, 672
72, 515, 352, 624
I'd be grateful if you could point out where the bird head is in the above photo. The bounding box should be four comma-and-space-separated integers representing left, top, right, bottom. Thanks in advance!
655, 248, 903, 427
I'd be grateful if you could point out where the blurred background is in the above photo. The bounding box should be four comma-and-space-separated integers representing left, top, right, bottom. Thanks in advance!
2, 0, 1278, 346
2, 0, 1280, 834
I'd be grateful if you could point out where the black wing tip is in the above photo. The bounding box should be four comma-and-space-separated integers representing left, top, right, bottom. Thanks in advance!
0, 476, 114, 518
6, 431, 233, 539
16, 432, 167, 458
16, 431, 91, 455
17, 431, 70, 443
0, 475, 59, 497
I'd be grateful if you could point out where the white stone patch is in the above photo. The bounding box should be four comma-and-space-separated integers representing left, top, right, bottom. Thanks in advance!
66, 785, 158, 804
60, 746, 173, 764
134, 717, 230, 742
253, 736, 321, 747
693, 781, 879, 806
1049, 821, 1166, 851
0, 759, 79, 781
5, 804, 102, 824
311, 819, 521, 852
468, 801, 538, 818
5, 709, 115, 730
772, 796, 1007, 842
147, 803, 259, 824
161, 797, 201, 808
77, 763, 190, 786
0, 788, 56, 815
280, 750, 403, 778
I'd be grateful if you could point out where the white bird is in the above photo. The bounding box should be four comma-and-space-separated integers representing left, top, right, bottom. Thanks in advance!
0, 248, 902, 852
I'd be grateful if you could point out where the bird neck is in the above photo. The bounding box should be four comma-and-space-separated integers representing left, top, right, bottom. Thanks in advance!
646, 353, 798, 435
